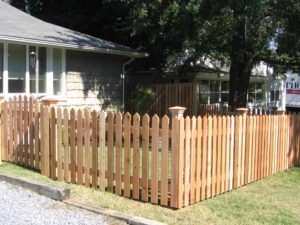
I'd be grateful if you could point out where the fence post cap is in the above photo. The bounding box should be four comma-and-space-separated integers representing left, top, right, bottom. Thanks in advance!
276, 108, 285, 114
40, 97, 59, 106
169, 106, 186, 119
235, 108, 248, 115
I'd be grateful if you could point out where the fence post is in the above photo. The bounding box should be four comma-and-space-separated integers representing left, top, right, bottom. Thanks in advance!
234, 108, 248, 188
0, 97, 4, 165
169, 106, 186, 208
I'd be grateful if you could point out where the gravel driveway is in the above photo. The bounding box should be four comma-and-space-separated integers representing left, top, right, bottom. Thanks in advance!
0, 181, 109, 225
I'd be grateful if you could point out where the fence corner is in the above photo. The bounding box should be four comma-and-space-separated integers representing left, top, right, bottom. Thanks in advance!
169, 106, 186, 208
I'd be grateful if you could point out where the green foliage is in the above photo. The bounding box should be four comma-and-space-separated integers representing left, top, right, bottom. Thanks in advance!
110, 99, 124, 112
9, 0, 300, 107
131, 85, 156, 115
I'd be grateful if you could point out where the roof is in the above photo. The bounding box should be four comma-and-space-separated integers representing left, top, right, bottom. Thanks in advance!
0, 1, 146, 58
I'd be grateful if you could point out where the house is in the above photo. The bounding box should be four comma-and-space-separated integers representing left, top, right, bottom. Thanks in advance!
127, 60, 271, 113
0, 1, 146, 109
267, 71, 300, 112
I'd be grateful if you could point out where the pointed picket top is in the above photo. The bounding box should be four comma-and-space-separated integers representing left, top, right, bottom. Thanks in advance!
125, 112, 131, 120
107, 111, 114, 120
70, 108, 76, 118
63, 107, 69, 116
133, 112, 140, 121
162, 114, 169, 126
152, 114, 159, 122
100, 110, 107, 119
77, 109, 82, 117
57, 107, 62, 116
142, 113, 150, 122
116, 111, 123, 120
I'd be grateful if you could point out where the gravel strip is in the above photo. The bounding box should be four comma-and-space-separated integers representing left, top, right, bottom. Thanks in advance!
0, 181, 109, 225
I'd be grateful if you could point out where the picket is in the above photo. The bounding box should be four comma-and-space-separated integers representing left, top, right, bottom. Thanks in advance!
84, 109, 90, 187
91, 110, 98, 188
124, 112, 131, 197
57, 108, 62, 181
77, 109, 83, 185
142, 114, 149, 202
160, 115, 169, 206
115, 112, 123, 195
64, 108, 69, 182
98, 111, 106, 191
132, 113, 140, 200
107, 112, 114, 193
50, 107, 56, 179
151, 114, 159, 204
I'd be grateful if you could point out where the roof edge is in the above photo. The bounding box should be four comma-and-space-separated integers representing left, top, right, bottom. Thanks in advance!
0, 35, 148, 58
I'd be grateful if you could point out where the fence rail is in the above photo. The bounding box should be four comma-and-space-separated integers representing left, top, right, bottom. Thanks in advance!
1, 95, 300, 209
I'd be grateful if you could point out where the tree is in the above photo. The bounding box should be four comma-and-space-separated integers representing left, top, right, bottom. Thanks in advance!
129, 0, 281, 109
8, 0, 300, 109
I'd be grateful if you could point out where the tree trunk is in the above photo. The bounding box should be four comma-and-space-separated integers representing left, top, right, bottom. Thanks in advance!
228, 60, 252, 110
228, 7, 253, 110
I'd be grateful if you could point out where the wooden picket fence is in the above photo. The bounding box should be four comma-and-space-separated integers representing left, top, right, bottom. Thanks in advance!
1, 95, 300, 209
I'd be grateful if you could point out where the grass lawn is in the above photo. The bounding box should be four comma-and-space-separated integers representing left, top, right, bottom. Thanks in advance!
0, 162, 299, 225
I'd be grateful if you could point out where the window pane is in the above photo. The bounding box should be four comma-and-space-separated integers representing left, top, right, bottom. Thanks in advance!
256, 83, 263, 92
270, 91, 275, 101
221, 81, 229, 92
0, 43, 3, 92
221, 93, 228, 102
53, 48, 62, 95
200, 80, 209, 93
275, 90, 280, 101
210, 93, 219, 103
210, 80, 219, 92
248, 93, 255, 103
199, 92, 209, 104
255, 93, 262, 102
38, 47, 46, 93
8, 44, 26, 93
29, 46, 36, 93
248, 83, 255, 92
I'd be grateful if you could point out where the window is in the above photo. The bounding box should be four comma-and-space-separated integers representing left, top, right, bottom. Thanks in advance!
221, 81, 229, 103
29, 46, 37, 93
8, 44, 26, 93
210, 80, 220, 103
38, 47, 46, 93
0, 43, 65, 95
247, 83, 263, 104
199, 80, 209, 104
199, 80, 229, 104
53, 48, 62, 95
270, 90, 280, 102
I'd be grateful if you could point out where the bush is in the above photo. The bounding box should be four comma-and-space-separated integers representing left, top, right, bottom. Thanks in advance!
131, 85, 156, 115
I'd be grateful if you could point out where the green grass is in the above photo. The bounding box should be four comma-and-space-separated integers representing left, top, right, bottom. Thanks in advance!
0, 162, 299, 225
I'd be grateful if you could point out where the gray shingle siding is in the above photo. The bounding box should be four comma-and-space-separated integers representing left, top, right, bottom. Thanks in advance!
65, 50, 125, 110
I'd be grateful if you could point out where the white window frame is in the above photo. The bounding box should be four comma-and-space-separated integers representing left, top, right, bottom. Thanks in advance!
1, 41, 66, 97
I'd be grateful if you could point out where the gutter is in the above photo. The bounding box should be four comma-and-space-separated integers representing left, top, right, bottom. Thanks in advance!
122, 58, 135, 111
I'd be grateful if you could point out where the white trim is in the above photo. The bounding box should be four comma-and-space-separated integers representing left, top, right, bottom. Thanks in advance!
36, 46, 39, 93
61, 48, 66, 97
25, 45, 29, 94
3, 42, 8, 94
46, 47, 53, 95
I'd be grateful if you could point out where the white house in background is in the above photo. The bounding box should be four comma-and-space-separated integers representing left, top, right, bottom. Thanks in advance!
0, 1, 146, 109
267, 71, 300, 111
